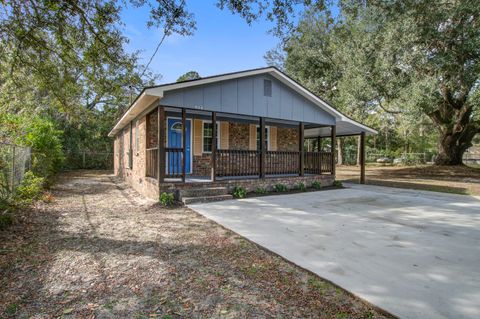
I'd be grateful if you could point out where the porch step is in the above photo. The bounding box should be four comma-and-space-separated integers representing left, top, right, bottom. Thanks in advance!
179, 187, 229, 198
182, 194, 233, 205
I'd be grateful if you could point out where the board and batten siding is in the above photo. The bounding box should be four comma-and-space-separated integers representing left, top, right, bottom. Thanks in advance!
160, 74, 335, 125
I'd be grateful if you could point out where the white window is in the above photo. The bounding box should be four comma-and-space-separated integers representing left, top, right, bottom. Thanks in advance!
203, 121, 220, 153
256, 126, 270, 150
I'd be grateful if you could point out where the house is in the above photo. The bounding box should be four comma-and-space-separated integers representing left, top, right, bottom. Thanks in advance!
109, 67, 376, 201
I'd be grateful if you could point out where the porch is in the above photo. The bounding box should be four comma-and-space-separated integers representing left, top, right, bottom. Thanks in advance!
142, 105, 340, 185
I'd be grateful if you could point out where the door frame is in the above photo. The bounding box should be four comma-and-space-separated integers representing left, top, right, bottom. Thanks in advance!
166, 116, 193, 174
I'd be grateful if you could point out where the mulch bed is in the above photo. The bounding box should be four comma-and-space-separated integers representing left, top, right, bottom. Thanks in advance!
0, 170, 392, 318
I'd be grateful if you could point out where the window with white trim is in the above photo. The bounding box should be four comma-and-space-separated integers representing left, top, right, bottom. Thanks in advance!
256, 126, 270, 150
203, 121, 220, 153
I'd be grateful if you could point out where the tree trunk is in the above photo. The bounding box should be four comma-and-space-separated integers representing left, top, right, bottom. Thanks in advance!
337, 138, 343, 165
428, 95, 480, 165
435, 129, 475, 165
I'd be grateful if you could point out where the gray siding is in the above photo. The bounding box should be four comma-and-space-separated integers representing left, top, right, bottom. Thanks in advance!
161, 74, 335, 125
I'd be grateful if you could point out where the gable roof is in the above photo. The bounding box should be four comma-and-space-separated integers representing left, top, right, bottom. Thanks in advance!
108, 67, 377, 137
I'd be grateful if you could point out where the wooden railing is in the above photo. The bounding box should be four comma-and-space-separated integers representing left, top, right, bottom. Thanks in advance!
146, 148, 158, 178
165, 147, 183, 178
266, 151, 299, 175
320, 152, 333, 173
216, 149, 260, 177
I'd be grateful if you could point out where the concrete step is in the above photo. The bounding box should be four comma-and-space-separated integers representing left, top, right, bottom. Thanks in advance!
182, 194, 233, 205
179, 187, 229, 199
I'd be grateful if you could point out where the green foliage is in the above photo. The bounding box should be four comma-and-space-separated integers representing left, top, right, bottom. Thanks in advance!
332, 180, 343, 188
279, 1, 480, 164
295, 182, 306, 191
26, 118, 64, 179
0, 211, 14, 230
255, 187, 268, 194
311, 181, 322, 190
233, 186, 247, 198
274, 184, 288, 192
177, 71, 201, 82
14, 172, 45, 207
160, 192, 175, 206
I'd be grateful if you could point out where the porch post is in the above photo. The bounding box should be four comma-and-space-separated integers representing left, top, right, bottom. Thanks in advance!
181, 108, 186, 183
158, 105, 166, 184
360, 131, 366, 184
211, 111, 217, 182
330, 125, 336, 176
259, 117, 266, 179
317, 136, 322, 174
299, 122, 304, 176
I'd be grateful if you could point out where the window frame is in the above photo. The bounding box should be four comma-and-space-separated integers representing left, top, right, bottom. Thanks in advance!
202, 121, 220, 153
256, 125, 270, 151
134, 119, 139, 154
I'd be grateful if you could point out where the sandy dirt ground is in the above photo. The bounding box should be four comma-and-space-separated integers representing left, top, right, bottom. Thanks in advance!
1, 171, 391, 318
337, 164, 480, 196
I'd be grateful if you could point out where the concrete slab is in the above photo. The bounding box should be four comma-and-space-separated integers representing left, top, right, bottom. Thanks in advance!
189, 184, 480, 319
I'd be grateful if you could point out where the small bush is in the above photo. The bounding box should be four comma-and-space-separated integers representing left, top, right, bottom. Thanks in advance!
295, 183, 306, 191
13, 171, 45, 207
255, 187, 267, 194
333, 180, 343, 187
274, 184, 288, 192
160, 192, 175, 206
311, 181, 322, 190
0, 211, 14, 230
233, 186, 247, 198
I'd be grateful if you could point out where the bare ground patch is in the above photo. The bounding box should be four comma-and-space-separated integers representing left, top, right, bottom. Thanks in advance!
337, 164, 480, 196
1, 171, 391, 318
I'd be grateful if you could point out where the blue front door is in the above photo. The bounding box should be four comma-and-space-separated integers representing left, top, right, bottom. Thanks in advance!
167, 118, 191, 174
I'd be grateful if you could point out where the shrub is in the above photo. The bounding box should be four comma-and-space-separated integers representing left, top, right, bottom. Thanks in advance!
274, 184, 288, 192
13, 171, 45, 207
311, 181, 322, 190
295, 182, 306, 191
333, 180, 343, 187
233, 186, 247, 198
255, 187, 267, 194
0, 211, 14, 230
160, 192, 175, 206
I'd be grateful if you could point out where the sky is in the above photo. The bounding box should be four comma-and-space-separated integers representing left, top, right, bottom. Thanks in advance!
121, 1, 282, 84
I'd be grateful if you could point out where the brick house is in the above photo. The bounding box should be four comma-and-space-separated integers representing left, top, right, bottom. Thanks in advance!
109, 67, 376, 201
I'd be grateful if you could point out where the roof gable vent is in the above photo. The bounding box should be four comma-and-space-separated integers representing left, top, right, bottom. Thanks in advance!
263, 79, 272, 97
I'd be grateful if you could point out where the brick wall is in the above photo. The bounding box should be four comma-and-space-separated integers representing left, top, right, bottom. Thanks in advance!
193, 154, 211, 176
113, 114, 159, 200
228, 123, 250, 150
277, 127, 299, 151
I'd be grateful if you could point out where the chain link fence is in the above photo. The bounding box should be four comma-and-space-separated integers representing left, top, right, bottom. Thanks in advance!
63, 151, 113, 170
0, 143, 32, 195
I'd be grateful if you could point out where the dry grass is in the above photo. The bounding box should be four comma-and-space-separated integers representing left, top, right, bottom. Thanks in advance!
0, 170, 391, 318
337, 164, 480, 196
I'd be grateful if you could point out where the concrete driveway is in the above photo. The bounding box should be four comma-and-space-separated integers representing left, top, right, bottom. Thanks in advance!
189, 184, 480, 319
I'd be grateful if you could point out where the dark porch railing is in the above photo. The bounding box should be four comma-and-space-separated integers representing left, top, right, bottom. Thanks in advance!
217, 149, 260, 177
215, 149, 332, 177
320, 152, 333, 173
266, 151, 299, 175
146, 147, 158, 178
165, 147, 183, 178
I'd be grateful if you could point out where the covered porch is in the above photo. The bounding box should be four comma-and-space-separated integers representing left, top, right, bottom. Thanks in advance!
143, 105, 344, 185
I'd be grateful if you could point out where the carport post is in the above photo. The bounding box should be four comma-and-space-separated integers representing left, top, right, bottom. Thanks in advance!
360, 131, 365, 184
330, 125, 336, 176
299, 122, 304, 176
